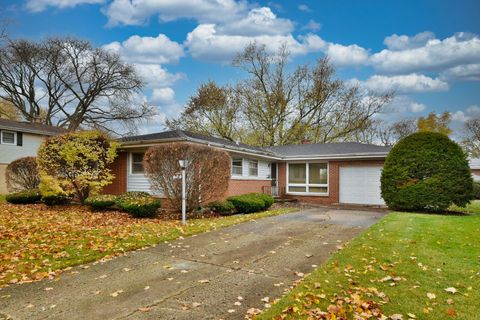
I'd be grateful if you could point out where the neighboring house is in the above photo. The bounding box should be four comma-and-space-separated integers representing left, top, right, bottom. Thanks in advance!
470, 158, 480, 181
103, 130, 391, 206
0, 119, 63, 194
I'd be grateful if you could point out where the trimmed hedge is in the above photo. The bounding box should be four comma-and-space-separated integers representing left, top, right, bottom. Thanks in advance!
208, 200, 236, 215
116, 192, 161, 218
85, 194, 117, 210
5, 189, 42, 204
381, 132, 473, 212
227, 193, 274, 214
42, 194, 71, 206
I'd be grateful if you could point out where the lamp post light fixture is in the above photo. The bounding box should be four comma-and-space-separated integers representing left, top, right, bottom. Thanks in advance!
178, 160, 187, 225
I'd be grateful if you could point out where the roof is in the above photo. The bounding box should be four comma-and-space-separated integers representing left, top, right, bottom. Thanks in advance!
120, 130, 276, 157
268, 142, 391, 158
120, 130, 390, 159
0, 118, 64, 136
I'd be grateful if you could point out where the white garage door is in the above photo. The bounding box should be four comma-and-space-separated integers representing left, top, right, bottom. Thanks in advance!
339, 166, 385, 205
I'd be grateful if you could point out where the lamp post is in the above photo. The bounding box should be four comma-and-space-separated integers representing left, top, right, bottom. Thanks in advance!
178, 160, 187, 225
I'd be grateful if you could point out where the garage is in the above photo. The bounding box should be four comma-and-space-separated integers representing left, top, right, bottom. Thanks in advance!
339, 166, 385, 205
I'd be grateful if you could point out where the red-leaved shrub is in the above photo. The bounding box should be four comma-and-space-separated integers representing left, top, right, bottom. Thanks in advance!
144, 143, 231, 212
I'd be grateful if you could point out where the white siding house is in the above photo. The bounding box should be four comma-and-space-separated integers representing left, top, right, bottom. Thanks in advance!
0, 119, 63, 194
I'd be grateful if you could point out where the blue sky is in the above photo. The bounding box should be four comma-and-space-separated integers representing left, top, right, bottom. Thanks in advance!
2, 0, 480, 134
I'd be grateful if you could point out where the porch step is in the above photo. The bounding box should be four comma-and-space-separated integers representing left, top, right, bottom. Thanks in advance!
273, 197, 298, 203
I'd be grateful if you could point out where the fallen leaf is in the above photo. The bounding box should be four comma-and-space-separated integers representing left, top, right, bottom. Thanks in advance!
198, 279, 210, 283
444, 287, 457, 294
138, 307, 151, 312
427, 292, 436, 300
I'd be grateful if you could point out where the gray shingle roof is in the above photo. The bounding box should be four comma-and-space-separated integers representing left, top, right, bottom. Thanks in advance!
120, 130, 274, 156
0, 118, 64, 135
267, 142, 391, 157
120, 130, 390, 159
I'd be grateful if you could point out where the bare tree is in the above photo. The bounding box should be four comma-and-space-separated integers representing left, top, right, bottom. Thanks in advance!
166, 81, 242, 141
168, 43, 393, 146
353, 118, 417, 146
0, 37, 153, 134
462, 118, 480, 157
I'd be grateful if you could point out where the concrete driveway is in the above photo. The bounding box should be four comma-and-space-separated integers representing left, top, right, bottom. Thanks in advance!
0, 207, 386, 320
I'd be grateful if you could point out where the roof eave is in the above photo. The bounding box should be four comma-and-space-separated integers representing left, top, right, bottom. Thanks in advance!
279, 152, 389, 160
0, 125, 60, 136
118, 137, 280, 160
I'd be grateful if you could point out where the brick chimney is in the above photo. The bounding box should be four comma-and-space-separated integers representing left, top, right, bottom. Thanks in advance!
301, 138, 311, 144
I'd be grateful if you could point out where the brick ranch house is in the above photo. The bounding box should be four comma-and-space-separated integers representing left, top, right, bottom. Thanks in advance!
103, 130, 391, 206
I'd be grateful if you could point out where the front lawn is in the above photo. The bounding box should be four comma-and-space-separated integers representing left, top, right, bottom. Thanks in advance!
0, 203, 296, 287
258, 202, 480, 320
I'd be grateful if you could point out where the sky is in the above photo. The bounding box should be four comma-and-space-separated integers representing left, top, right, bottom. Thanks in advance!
2, 0, 480, 135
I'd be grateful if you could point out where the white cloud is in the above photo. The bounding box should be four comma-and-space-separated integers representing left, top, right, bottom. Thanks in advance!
25, 0, 103, 12
383, 31, 435, 51
452, 105, 480, 123
356, 73, 449, 93
217, 7, 294, 36
134, 63, 184, 88
185, 24, 325, 62
440, 63, 480, 81
103, 33, 184, 64
298, 4, 312, 12
302, 19, 321, 32
151, 87, 175, 104
370, 32, 480, 73
103, 0, 248, 26
410, 102, 426, 113
184, 24, 368, 66
325, 43, 369, 66
378, 95, 429, 117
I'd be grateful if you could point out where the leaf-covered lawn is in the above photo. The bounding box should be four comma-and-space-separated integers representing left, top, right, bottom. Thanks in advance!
0, 203, 296, 287
257, 202, 480, 320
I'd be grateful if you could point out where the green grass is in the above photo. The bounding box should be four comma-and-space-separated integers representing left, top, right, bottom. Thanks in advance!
259, 202, 480, 320
0, 203, 296, 287
0, 195, 5, 203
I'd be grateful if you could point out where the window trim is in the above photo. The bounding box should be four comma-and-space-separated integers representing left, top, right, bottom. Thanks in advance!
248, 159, 258, 177
231, 158, 243, 176
1, 130, 16, 145
286, 162, 329, 196
130, 152, 145, 175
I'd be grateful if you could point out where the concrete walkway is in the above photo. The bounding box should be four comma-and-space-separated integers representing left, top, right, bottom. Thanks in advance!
0, 208, 386, 320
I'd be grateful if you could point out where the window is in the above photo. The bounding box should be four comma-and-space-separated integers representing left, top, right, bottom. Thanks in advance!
249, 160, 258, 176
287, 162, 328, 194
1, 131, 16, 145
232, 158, 243, 176
131, 153, 145, 174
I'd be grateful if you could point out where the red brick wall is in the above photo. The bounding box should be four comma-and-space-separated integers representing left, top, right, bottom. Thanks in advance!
472, 169, 480, 176
102, 151, 128, 195
278, 159, 385, 205
226, 179, 271, 197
